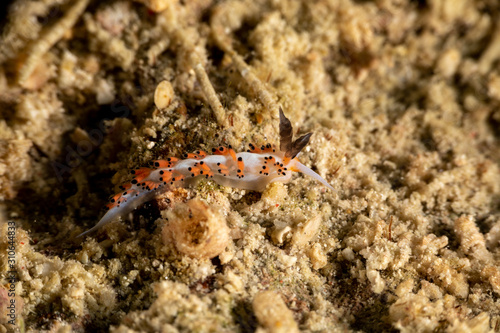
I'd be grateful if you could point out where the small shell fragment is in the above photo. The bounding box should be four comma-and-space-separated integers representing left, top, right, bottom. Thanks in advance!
154, 80, 174, 110
271, 225, 291, 245
308, 243, 327, 270
291, 214, 322, 247
252, 291, 299, 333
134, 0, 171, 13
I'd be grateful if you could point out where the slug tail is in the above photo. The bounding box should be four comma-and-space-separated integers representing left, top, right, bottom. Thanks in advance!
76, 208, 122, 238
77, 187, 159, 238
294, 161, 336, 192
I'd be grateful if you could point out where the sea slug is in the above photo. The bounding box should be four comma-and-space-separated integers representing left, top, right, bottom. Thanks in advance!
78, 108, 334, 237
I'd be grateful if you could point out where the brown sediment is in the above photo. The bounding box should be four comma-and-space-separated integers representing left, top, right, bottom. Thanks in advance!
0, 0, 500, 332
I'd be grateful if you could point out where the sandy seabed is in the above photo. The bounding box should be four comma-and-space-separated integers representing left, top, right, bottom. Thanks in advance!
1, 0, 500, 332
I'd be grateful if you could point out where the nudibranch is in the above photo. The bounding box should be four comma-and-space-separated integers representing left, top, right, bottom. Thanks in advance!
78, 108, 334, 237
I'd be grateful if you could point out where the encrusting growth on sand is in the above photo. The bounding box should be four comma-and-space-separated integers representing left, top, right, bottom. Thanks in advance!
161, 198, 230, 259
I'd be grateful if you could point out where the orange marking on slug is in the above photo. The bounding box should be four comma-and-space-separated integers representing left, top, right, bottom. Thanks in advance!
153, 159, 177, 168
132, 174, 149, 184
262, 143, 275, 153
186, 152, 206, 159
265, 156, 276, 164
236, 156, 245, 178
141, 180, 158, 190
213, 146, 226, 155
131, 167, 151, 176
107, 191, 129, 210
216, 162, 229, 176
110, 193, 122, 203
247, 143, 261, 153
199, 161, 211, 172
260, 164, 269, 175
237, 158, 244, 172
188, 166, 202, 177
158, 170, 173, 183
171, 174, 185, 183
227, 148, 237, 161
212, 146, 237, 161
106, 202, 118, 210
196, 150, 207, 158
119, 183, 132, 191
130, 168, 152, 183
